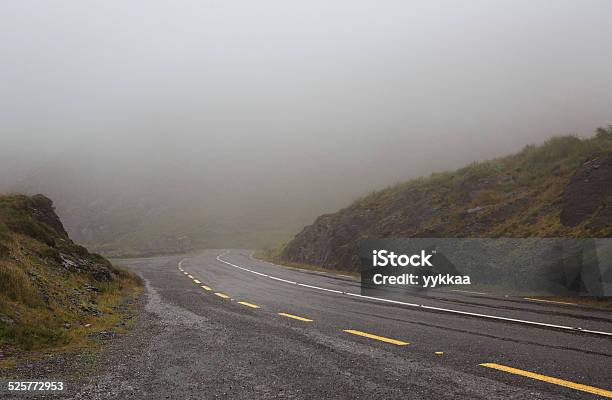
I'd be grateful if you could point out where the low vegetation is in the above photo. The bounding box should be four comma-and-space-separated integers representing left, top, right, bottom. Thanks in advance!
255, 247, 359, 276
281, 128, 612, 272
0, 194, 141, 356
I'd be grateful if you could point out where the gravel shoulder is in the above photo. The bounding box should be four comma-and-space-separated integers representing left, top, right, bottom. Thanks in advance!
1, 254, 576, 399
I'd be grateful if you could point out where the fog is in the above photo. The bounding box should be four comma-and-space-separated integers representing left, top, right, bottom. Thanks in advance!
1, 0, 612, 251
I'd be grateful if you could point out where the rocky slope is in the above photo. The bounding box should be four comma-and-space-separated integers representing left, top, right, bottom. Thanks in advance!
282, 132, 612, 272
0, 194, 140, 352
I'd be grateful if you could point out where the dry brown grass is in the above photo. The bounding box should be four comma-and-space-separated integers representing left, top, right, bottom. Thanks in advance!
0, 194, 143, 355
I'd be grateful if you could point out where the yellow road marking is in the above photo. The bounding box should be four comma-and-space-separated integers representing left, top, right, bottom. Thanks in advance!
480, 363, 612, 398
183, 271, 188, 275
187, 274, 194, 279
215, 292, 230, 299
238, 301, 260, 309
201, 285, 212, 291
193, 279, 201, 284
278, 312, 313, 322
343, 330, 409, 346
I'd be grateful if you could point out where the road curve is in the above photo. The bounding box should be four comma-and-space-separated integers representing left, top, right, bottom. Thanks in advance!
74, 249, 611, 399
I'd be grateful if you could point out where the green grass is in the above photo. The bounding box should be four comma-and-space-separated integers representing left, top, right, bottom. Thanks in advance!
0, 323, 68, 351
278, 129, 612, 274
0, 195, 58, 246
0, 194, 143, 354
352, 133, 612, 236
0, 261, 41, 306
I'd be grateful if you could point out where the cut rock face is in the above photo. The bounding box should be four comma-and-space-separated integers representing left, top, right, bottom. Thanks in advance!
560, 157, 612, 227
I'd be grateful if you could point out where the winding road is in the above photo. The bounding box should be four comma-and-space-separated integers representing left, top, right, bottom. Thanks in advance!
78, 249, 612, 399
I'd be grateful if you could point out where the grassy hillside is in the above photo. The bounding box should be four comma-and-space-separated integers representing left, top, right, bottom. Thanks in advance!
280, 128, 612, 271
0, 194, 141, 355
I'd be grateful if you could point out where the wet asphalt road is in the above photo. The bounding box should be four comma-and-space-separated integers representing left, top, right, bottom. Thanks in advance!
69, 249, 611, 399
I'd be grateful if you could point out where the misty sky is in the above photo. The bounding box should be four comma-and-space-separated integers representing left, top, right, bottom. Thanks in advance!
2, 0, 612, 224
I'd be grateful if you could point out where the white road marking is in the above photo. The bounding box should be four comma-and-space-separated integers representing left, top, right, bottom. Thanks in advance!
450, 289, 487, 295
215, 252, 612, 337
524, 298, 577, 306
269, 276, 297, 284
298, 283, 343, 294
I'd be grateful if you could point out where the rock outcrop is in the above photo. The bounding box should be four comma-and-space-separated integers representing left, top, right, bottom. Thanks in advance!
0, 193, 140, 352
282, 136, 612, 272
560, 157, 612, 227
0, 194, 116, 281
29, 194, 69, 237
